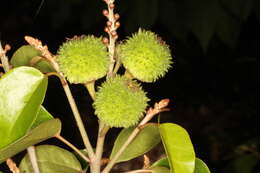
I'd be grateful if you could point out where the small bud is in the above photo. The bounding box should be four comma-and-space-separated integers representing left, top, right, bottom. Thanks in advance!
104, 27, 110, 33
114, 35, 118, 40
109, 3, 115, 9
114, 13, 120, 20
4, 44, 11, 52
106, 21, 112, 27
102, 37, 109, 45
115, 21, 120, 28
158, 99, 170, 109
111, 30, 117, 37
102, 9, 109, 17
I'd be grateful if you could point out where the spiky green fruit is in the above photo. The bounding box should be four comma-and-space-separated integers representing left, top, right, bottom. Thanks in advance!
119, 29, 173, 82
93, 76, 149, 128
57, 36, 109, 83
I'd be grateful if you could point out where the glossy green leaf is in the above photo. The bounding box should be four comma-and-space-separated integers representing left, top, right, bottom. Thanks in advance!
151, 157, 210, 173
151, 157, 170, 168
19, 145, 82, 173
31, 106, 53, 129
0, 119, 61, 163
151, 166, 171, 173
194, 158, 211, 173
10, 45, 55, 73
110, 123, 161, 163
159, 123, 196, 173
219, 0, 253, 21
0, 67, 48, 148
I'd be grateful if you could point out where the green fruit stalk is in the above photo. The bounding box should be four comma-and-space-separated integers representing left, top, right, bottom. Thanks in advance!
93, 76, 149, 128
119, 29, 173, 82
57, 36, 109, 83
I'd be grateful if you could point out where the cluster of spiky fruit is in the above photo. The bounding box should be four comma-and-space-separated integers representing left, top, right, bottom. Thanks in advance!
57, 29, 172, 127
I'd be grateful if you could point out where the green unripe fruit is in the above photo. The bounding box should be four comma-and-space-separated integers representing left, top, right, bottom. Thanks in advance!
119, 29, 173, 82
57, 36, 109, 83
93, 76, 149, 128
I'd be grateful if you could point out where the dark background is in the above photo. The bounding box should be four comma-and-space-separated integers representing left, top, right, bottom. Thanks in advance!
1, 0, 260, 172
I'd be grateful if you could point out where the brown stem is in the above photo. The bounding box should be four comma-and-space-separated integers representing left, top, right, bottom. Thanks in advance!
90, 121, 110, 173
27, 146, 40, 173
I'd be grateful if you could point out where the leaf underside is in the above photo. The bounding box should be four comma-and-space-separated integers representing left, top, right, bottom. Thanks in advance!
19, 145, 82, 173
110, 123, 161, 163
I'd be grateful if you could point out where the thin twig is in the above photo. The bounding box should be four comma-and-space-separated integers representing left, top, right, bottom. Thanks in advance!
61, 80, 95, 158
6, 158, 21, 173
112, 58, 121, 74
27, 146, 40, 173
84, 81, 96, 100
25, 36, 95, 159
101, 99, 170, 173
96, 122, 109, 158
45, 72, 64, 83
55, 135, 90, 162
90, 121, 110, 173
